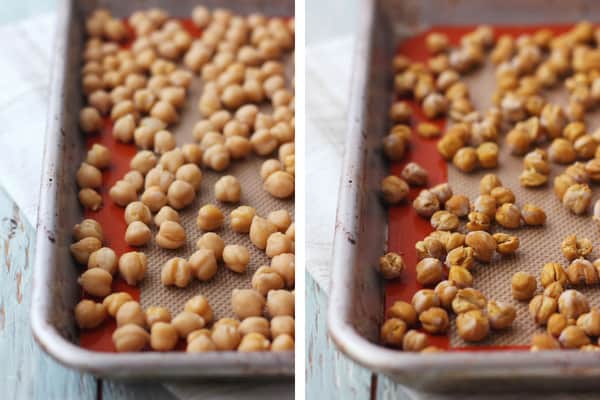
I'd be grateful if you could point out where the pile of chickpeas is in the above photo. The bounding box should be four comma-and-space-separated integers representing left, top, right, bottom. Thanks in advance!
378, 22, 600, 352
72, 6, 295, 353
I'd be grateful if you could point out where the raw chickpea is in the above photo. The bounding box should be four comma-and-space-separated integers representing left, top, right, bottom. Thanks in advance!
175, 164, 202, 192
415, 258, 444, 286
133, 89, 156, 113
248, 216, 277, 250
444, 195, 470, 217
77, 268, 112, 297
78, 189, 103, 211
419, 307, 449, 334
125, 221, 151, 247
380, 176, 409, 205
124, 202, 152, 226
196, 232, 225, 260
86, 143, 111, 169
88, 90, 112, 116
145, 306, 172, 327
451, 287, 487, 315
238, 332, 271, 352
75, 299, 107, 329
231, 289, 265, 319
141, 186, 167, 213
188, 249, 218, 281
567, 259, 598, 286
161, 257, 192, 288
181, 144, 203, 166
266, 290, 294, 317
413, 189, 440, 218
493, 233, 519, 255
250, 129, 278, 156
260, 159, 282, 180
452, 147, 478, 172
145, 166, 174, 192
116, 301, 145, 328
80, 107, 103, 134
166, 180, 195, 210
211, 323, 242, 351
379, 252, 405, 280
225, 136, 252, 159
112, 114, 136, 143
562, 183, 592, 214
203, 143, 231, 171
154, 130, 176, 154
271, 334, 294, 351
225, 206, 256, 233
172, 311, 206, 338
150, 100, 178, 125
118, 251, 147, 286
412, 289, 441, 314
401, 162, 428, 187
112, 324, 149, 352
530, 333, 560, 351
70, 237, 102, 265
88, 247, 118, 275
123, 171, 143, 193
153, 206, 179, 228
109, 180, 137, 207
264, 171, 294, 199
270, 315, 295, 339
559, 325, 591, 349
266, 232, 293, 258
558, 289, 590, 319
184, 295, 213, 323
150, 322, 178, 351
196, 204, 224, 231
76, 163, 102, 189
465, 231, 495, 263
213, 175, 241, 203
159, 149, 185, 173
271, 253, 295, 288
561, 234, 593, 261
103, 292, 133, 317
73, 218, 104, 242
511, 271, 537, 301
457, 310, 490, 342
402, 330, 429, 352
222, 244, 250, 273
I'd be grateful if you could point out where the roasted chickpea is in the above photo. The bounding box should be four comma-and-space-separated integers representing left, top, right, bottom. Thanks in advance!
413, 189, 440, 218
465, 231, 496, 263
415, 258, 444, 286
444, 195, 470, 217
456, 310, 490, 342
487, 300, 516, 330
379, 252, 405, 280
558, 289, 590, 319
419, 307, 449, 334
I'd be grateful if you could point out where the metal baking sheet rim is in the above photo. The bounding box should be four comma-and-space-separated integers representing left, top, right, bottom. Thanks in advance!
30, 0, 293, 379
328, 0, 600, 390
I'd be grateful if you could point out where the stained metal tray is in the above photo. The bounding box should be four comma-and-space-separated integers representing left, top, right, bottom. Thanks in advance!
31, 0, 294, 379
328, 0, 600, 392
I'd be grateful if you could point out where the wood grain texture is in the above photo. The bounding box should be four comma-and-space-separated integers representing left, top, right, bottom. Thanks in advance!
306, 272, 374, 399
0, 188, 98, 400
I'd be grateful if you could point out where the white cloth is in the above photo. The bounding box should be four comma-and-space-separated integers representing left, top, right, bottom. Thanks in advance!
306, 36, 355, 292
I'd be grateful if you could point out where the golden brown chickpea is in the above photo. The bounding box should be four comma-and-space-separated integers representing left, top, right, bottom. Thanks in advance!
380, 318, 407, 348
412, 289, 441, 314
529, 295, 558, 325
388, 101, 412, 123
419, 307, 449, 334
444, 195, 470, 217
530, 333, 560, 351
452, 147, 478, 172
401, 162, 428, 187
562, 183, 592, 215
445, 246, 474, 270
559, 289, 590, 319
561, 234, 593, 261
547, 313, 569, 337
559, 325, 591, 349
161, 257, 192, 288
413, 189, 440, 218
452, 288, 487, 314
520, 203, 547, 226
378, 252, 405, 280
75, 299, 107, 329
88, 247, 118, 275
548, 138, 577, 164
567, 259, 598, 286
493, 233, 520, 255
382, 133, 406, 161
495, 203, 521, 229
511, 271, 537, 301
455, 309, 490, 343
476, 142, 499, 169
465, 231, 496, 263
415, 258, 444, 287
112, 324, 149, 352
487, 300, 516, 330
401, 329, 428, 352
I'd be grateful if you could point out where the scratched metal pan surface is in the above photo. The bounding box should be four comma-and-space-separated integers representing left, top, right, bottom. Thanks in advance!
328, 0, 600, 392
31, 0, 293, 379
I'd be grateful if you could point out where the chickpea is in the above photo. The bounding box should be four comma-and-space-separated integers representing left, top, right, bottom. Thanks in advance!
465, 231, 496, 263
445, 246, 474, 270
210, 175, 241, 204
415, 258, 444, 287
400, 162, 428, 187
518, 203, 546, 226
422, 93, 447, 119
161, 257, 192, 288
264, 171, 294, 199
181, 295, 213, 323
476, 142, 499, 169
172, 311, 206, 339
88, 90, 112, 116
511, 271, 537, 301
123, 221, 151, 247
529, 295, 558, 325
559, 325, 591, 349
203, 143, 231, 171
530, 333, 560, 351
412, 189, 440, 218
73, 219, 103, 242
76, 162, 102, 189
430, 210, 460, 231
451, 288, 486, 314
78, 188, 102, 211
416, 237, 445, 260
558, 289, 590, 319
165, 179, 194, 210
562, 183, 592, 215
211, 323, 242, 351
380, 318, 406, 348
567, 259, 598, 286
382, 133, 406, 161
380, 176, 409, 205
487, 300, 516, 330
80, 107, 103, 134
456, 310, 490, 342
444, 195, 470, 217
493, 203, 521, 229
266, 289, 294, 317
271, 334, 294, 351
122, 202, 150, 226
150, 100, 177, 125
452, 147, 478, 173
102, 292, 133, 318
239, 316, 271, 338
493, 233, 520, 255
75, 299, 107, 329
112, 324, 149, 352
219, 244, 249, 273
417, 307, 449, 335
387, 101, 412, 123
548, 138, 576, 164
378, 251, 405, 280
448, 266, 473, 288
412, 289, 441, 314
87, 247, 118, 275
546, 312, 569, 337
109, 180, 137, 207
115, 301, 145, 328
70, 237, 102, 265
561, 234, 593, 261
194, 204, 224, 232
145, 306, 172, 327
148, 322, 178, 351
85, 144, 111, 169
400, 329, 427, 352
231, 289, 265, 319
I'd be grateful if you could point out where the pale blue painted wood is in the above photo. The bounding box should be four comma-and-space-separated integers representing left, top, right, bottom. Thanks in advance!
0, 188, 98, 400
306, 272, 374, 399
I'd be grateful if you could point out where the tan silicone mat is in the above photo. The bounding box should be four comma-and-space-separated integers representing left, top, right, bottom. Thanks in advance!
138, 56, 294, 320
447, 57, 600, 347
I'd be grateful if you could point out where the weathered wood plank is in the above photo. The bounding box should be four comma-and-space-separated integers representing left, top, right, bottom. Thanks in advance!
0, 188, 98, 400
306, 272, 373, 399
